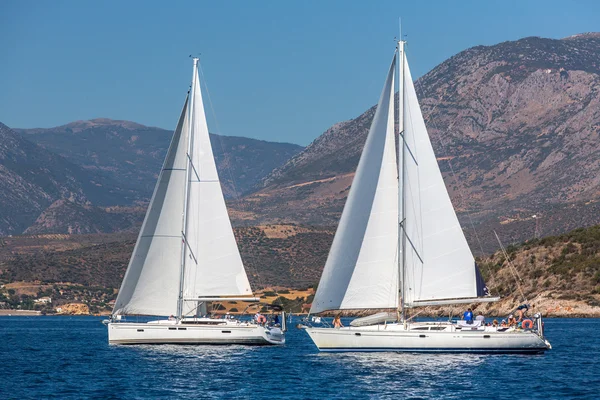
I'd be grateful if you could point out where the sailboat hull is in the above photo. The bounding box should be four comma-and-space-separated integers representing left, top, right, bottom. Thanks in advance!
305, 324, 550, 354
108, 321, 284, 346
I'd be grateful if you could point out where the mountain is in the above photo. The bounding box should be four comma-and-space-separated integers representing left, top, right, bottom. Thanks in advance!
23, 200, 144, 235
474, 223, 600, 317
0, 224, 333, 289
240, 33, 600, 246
0, 123, 135, 235
17, 118, 303, 199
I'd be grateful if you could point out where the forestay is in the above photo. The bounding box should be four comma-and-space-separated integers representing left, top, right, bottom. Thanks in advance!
311, 56, 399, 314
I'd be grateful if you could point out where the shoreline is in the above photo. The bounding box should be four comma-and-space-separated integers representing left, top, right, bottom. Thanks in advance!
0, 310, 42, 316
1, 310, 599, 318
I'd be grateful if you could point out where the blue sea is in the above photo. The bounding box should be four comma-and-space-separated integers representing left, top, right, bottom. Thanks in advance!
0, 317, 598, 399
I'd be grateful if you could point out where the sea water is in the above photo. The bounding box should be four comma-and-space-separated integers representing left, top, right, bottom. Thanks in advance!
0, 317, 598, 399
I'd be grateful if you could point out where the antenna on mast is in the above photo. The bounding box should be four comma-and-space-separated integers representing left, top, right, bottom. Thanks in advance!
399, 17, 402, 45
398, 17, 407, 45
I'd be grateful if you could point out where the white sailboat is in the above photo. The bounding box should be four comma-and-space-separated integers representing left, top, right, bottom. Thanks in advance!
107, 58, 285, 345
304, 41, 551, 353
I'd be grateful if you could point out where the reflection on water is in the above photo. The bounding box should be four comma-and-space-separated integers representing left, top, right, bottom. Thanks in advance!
315, 352, 486, 399
131, 343, 256, 359
326, 351, 483, 371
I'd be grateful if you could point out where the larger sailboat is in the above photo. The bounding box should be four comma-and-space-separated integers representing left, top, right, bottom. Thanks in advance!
303, 41, 551, 353
107, 58, 285, 345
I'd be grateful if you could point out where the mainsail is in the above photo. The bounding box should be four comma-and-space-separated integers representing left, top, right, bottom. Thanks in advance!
114, 59, 252, 317
401, 54, 482, 306
310, 56, 399, 315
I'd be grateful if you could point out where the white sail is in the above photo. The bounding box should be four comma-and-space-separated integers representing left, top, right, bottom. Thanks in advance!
401, 54, 478, 306
311, 56, 398, 314
181, 64, 252, 314
113, 97, 190, 317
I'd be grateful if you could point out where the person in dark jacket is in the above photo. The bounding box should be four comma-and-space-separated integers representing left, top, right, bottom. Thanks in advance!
516, 304, 530, 322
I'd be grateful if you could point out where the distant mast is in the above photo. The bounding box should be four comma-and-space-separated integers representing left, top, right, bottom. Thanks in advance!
397, 38, 407, 323
177, 57, 199, 319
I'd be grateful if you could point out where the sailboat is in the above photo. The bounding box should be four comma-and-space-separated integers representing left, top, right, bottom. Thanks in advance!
107, 58, 285, 345
303, 41, 551, 353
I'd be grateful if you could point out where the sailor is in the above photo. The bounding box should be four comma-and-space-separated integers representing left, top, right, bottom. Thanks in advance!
475, 311, 485, 325
507, 315, 517, 327
516, 304, 530, 321
255, 312, 266, 325
333, 315, 343, 328
463, 308, 474, 324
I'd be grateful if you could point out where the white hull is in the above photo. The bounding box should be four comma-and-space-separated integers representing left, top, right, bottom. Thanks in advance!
108, 319, 284, 346
305, 323, 550, 354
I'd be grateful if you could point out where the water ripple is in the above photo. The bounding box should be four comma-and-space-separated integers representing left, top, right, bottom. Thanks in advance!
0, 317, 598, 399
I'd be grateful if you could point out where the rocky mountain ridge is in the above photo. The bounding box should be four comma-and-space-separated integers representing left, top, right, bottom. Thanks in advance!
4, 119, 302, 234
238, 34, 600, 248
0, 123, 135, 235
23, 200, 144, 235
17, 118, 303, 199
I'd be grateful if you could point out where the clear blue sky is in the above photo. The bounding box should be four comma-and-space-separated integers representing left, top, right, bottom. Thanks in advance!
1, 1, 599, 145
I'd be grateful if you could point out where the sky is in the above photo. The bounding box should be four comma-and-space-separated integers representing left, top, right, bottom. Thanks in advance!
1, 1, 599, 146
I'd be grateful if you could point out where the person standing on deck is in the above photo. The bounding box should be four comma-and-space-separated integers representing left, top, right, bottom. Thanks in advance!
463, 308, 474, 324
475, 311, 485, 325
333, 315, 343, 328
516, 304, 530, 322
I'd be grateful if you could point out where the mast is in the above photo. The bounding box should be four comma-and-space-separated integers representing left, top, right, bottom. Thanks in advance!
177, 57, 199, 319
398, 39, 407, 324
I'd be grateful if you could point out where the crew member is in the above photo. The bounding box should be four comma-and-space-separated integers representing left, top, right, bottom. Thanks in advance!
463, 308, 474, 324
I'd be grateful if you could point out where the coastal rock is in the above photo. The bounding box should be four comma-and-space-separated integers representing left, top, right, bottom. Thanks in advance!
57, 303, 90, 315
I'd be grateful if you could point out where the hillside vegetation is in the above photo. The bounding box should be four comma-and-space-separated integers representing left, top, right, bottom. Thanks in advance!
1, 224, 599, 316
0, 123, 135, 235
469, 225, 600, 317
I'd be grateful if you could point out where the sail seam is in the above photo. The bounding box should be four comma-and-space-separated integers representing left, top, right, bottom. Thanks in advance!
140, 235, 180, 238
